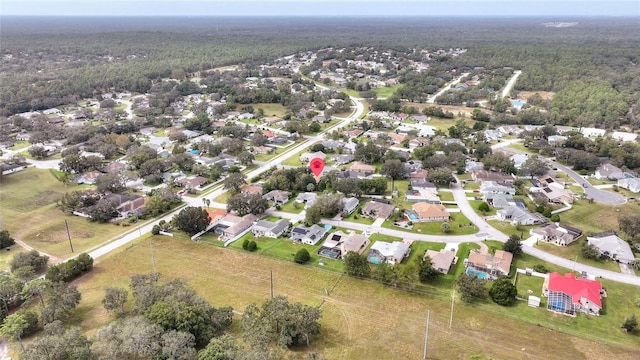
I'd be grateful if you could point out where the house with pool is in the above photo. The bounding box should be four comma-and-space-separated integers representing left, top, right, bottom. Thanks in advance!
464, 250, 513, 280
366, 240, 411, 265
318, 230, 370, 259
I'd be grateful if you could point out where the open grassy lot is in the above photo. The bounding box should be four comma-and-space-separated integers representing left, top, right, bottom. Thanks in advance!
508, 142, 530, 153
0, 245, 27, 272
438, 191, 454, 202
279, 199, 305, 214
560, 199, 635, 235
384, 212, 477, 236
468, 199, 497, 216
68, 235, 640, 360
0, 168, 128, 258
254, 103, 288, 118
282, 143, 320, 167
534, 241, 621, 272
342, 210, 375, 225
373, 84, 402, 98
488, 220, 536, 239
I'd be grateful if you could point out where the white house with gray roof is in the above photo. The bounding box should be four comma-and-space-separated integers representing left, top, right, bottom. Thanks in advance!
252, 219, 290, 239
367, 241, 411, 265
617, 177, 640, 193
587, 233, 635, 264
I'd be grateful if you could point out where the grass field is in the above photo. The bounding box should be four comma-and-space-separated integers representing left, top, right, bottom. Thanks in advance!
0, 168, 138, 259
438, 191, 454, 202
66, 235, 640, 360
508, 142, 530, 153
560, 199, 636, 235
383, 212, 478, 236
0, 245, 26, 272
254, 103, 288, 118
373, 84, 402, 98
534, 241, 621, 272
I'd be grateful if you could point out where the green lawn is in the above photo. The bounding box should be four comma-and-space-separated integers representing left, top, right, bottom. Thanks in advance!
9, 140, 30, 150
342, 210, 375, 225
487, 220, 536, 239
374, 84, 402, 98
507, 142, 530, 153
405, 241, 446, 265
0, 245, 27, 272
254, 103, 288, 118
438, 191, 454, 202
279, 199, 305, 214
534, 241, 621, 272
514, 272, 546, 298
282, 143, 320, 167
383, 212, 477, 236
468, 200, 497, 216
559, 199, 634, 235
463, 181, 480, 190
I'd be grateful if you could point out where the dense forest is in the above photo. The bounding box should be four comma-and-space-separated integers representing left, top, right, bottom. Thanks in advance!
1, 17, 639, 126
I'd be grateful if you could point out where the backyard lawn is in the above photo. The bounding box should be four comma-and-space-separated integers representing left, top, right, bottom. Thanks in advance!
383, 212, 478, 236
534, 241, 621, 272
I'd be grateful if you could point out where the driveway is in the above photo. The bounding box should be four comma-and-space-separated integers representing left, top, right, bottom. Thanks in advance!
619, 263, 636, 276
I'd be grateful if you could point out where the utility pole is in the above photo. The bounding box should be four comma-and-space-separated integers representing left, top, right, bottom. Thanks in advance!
449, 290, 455, 329
423, 310, 430, 360
270, 270, 274, 299
64, 220, 74, 253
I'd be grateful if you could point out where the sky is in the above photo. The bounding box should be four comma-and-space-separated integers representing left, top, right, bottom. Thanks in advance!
2, 0, 639, 17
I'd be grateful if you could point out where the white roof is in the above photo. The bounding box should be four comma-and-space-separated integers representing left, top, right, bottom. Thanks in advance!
587, 235, 634, 262
370, 241, 410, 260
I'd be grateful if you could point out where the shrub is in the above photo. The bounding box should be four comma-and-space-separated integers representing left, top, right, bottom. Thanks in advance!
294, 248, 311, 264
532, 264, 548, 273
550, 214, 560, 222
45, 253, 94, 282
242, 239, 250, 250
247, 240, 257, 252
151, 225, 161, 235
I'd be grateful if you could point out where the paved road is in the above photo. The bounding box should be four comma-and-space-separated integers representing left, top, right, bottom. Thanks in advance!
501, 70, 522, 98
426, 73, 470, 103
497, 140, 626, 205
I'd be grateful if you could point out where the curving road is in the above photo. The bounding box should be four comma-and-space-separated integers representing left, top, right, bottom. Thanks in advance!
426, 73, 470, 103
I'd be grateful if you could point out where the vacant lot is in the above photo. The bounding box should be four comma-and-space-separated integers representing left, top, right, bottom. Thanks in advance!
518, 91, 556, 100
0, 168, 133, 258
71, 235, 640, 360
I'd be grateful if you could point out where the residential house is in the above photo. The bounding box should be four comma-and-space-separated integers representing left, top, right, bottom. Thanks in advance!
342, 197, 360, 216
409, 169, 429, 180
241, 184, 263, 196
531, 185, 575, 204
361, 201, 395, 220
262, 190, 291, 205
331, 154, 355, 165
262, 116, 282, 125
484, 193, 516, 208
530, 223, 583, 246
408, 203, 449, 222
388, 133, 406, 145
408, 137, 430, 150
74, 171, 102, 185
580, 127, 606, 138
290, 224, 327, 245
99, 193, 145, 218
318, 231, 370, 259
480, 181, 516, 196
405, 189, 440, 204
410, 178, 436, 190
412, 115, 429, 123
497, 206, 547, 226
611, 131, 638, 143
367, 241, 411, 265
465, 250, 513, 280
0, 163, 27, 176
555, 125, 578, 134
483, 129, 503, 142
218, 214, 259, 242
594, 163, 624, 180
425, 249, 456, 274
497, 125, 523, 136
404, 160, 423, 173
510, 154, 528, 169
617, 177, 640, 193
103, 161, 127, 174
252, 219, 290, 239
543, 272, 602, 316
176, 176, 209, 190
548, 135, 568, 146
344, 129, 364, 139
586, 232, 634, 264
465, 160, 484, 173
299, 151, 326, 163
295, 192, 318, 209
252, 146, 273, 155
349, 162, 376, 173
472, 170, 514, 185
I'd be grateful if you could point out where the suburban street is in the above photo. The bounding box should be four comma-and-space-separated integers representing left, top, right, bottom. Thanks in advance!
426, 72, 469, 103
501, 70, 522, 98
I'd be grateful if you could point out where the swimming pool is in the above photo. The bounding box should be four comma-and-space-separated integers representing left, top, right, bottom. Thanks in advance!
408, 214, 418, 221
466, 267, 489, 279
511, 100, 525, 108
318, 248, 340, 259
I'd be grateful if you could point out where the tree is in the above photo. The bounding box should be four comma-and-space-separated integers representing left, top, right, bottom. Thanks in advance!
238, 151, 255, 165
427, 167, 455, 185
0, 275, 23, 316
198, 334, 240, 360
621, 315, 637, 333
0, 311, 30, 350
21, 322, 92, 360
518, 156, 549, 177
380, 159, 405, 180
41, 282, 81, 324
10, 249, 49, 273
456, 273, 487, 304
226, 192, 269, 215
619, 214, 640, 241
581, 242, 600, 259
92, 315, 162, 359
489, 276, 517, 306
354, 142, 384, 164
441, 222, 451, 234
503, 235, 523, 257
172, 207, 211, 236
294, 248, 311, 264
102, 287, 128, 315
223, 172, 247, 193
161, 330, 197, 360
21, 278, 53, 307
478, 202, 490, 213
0, 230, 15, 249
28, 145, 49, 159
87, 197, 119, 223
95, 173, 126, 193
343, 251, 371, 278
418, 256, 441, 283
247, 240, 257, 252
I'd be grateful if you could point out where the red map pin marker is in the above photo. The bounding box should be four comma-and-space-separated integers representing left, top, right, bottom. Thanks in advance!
310, 157, 325, 177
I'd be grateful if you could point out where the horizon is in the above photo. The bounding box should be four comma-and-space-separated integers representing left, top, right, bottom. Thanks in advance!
3, 1, 639, 17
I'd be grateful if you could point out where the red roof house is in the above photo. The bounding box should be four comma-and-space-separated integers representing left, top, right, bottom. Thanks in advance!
543, 272, 603, 316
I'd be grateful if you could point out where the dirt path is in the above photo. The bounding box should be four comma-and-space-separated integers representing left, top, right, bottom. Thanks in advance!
14, 238, 62, 265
